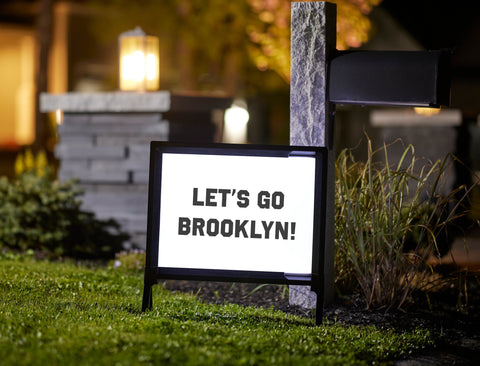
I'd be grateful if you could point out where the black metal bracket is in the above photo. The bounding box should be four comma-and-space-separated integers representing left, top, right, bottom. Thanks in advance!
328, 50, 451, 107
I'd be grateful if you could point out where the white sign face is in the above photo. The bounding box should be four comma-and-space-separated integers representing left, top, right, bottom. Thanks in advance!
158, 153, 317, 274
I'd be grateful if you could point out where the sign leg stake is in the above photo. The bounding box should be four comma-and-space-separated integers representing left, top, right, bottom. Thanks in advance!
141, 280, 153, 312
312, 274, 324, 326
314, 290, 324, 326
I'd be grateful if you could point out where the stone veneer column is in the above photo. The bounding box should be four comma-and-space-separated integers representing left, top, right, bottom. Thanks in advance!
40, 92, 230, 249
289, 1, 336, 308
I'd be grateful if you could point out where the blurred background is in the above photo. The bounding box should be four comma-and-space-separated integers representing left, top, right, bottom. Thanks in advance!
0, 0, 479, 180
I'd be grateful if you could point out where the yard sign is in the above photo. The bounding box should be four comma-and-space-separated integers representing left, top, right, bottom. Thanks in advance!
142, 142, 328, 323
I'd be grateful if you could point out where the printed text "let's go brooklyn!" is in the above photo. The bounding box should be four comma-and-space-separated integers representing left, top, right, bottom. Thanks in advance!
178, 188, 297, 240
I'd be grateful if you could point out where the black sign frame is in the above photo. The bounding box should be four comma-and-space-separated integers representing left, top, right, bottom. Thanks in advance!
141, 142, 328, 324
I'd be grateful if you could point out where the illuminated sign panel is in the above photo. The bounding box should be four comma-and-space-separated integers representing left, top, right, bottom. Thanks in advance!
142, 142, 327, 312
158, 153, 316, 274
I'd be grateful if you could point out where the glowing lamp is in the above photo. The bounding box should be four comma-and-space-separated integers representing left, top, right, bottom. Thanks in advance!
119, 27, 159, 91
414, 107, 441, 116
223, 100, 250, 144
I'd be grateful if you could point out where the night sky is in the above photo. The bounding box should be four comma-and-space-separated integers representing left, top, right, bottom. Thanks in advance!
382, 0, 480, 50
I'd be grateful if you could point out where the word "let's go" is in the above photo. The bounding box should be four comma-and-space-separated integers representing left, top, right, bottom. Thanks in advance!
192, 188, 285, 209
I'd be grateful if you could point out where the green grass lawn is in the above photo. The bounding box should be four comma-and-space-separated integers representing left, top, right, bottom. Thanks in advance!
0, 255, 434, 365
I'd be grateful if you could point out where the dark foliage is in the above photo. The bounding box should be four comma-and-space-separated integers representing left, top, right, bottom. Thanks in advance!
0, 173, 129, 259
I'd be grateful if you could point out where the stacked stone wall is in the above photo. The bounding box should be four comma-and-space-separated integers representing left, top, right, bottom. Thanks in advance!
55, 112, 168, 248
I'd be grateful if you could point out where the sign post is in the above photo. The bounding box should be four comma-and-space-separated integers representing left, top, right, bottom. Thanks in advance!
289, 1, 337, 308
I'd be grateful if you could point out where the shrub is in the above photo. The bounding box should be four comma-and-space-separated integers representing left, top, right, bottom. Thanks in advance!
334, 138, 470, 310
0, 172, 129, 259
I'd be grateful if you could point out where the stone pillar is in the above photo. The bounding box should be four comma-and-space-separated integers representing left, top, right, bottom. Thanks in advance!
289, 1, 336, 308
40, 92, 231, 249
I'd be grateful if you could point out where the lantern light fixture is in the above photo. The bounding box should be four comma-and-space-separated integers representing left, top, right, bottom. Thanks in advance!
119, 26, 159, 91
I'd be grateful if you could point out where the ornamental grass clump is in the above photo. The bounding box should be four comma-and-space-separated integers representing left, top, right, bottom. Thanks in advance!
335, 138, 469, 310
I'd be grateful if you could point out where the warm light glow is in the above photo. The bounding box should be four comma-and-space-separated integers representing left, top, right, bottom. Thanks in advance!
15, 34, 35, 145
146, 54, 157, 81
121, 51, 145, 82
119, 27, 159, 91
55, 109, 64, 125
414, 107, 442, 116
223, 102, 250, 144
0, 28, 35, 147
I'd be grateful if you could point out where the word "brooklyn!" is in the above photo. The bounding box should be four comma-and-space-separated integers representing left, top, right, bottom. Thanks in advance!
178, 217, 297, 240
